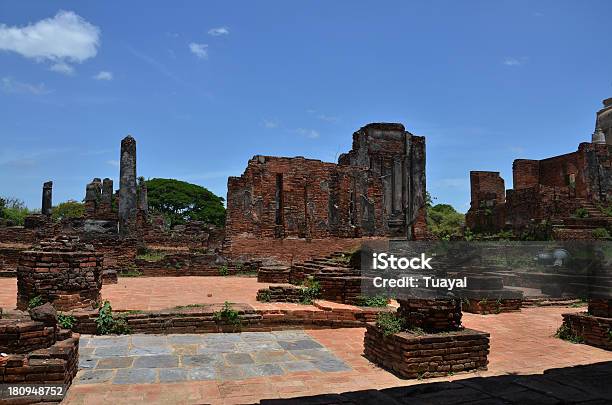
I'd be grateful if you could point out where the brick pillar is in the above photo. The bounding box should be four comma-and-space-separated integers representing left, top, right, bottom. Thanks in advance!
41, 181, 53, 216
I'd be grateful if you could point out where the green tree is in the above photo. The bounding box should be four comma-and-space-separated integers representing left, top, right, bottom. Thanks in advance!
0, 196, 31, 226
145, 178, 225, 227
427, 203, 465, 240
52, 200, 85, 221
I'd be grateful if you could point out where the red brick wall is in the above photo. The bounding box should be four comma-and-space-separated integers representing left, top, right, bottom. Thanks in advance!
227, 237, 373, 264
469, 171, 505, 209
513, 160, 539, 190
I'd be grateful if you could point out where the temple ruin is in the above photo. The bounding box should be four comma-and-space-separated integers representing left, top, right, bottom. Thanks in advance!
226, 123, 427, 244
467, 98, 612, 237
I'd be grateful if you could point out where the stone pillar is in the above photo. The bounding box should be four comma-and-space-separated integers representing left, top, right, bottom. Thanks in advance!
138, 177, 148, 215
84, 178, 102, 217
100, 178, 114, 213
119, 135, 137, 234
41, 181, 53, 216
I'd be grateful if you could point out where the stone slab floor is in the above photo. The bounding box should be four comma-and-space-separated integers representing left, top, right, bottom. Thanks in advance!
62, 306, 612, 405
75, 331, 350, 386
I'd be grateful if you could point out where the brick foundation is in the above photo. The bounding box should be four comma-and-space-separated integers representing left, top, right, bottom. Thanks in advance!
363, 323, 489, 379
0, 320, 56, 354
257, 266, 291, 283
462, 298, 522, 315
17, 237, 103, 311
256, 285, 304, 303
1, 330, 79, 386
561, 312, 612, 351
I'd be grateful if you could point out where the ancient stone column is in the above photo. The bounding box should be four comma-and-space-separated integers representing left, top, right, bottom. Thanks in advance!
100, 178, 114, 213
119, 135, 137, 234
84, 178, 102, 217
138, 177, 148, 215
41, 181, 53, 216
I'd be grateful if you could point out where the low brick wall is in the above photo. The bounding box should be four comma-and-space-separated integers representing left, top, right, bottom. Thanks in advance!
0, 319, 56, 354
257, 266, 291, 283
363, 323, 490, 379
589, 299, 612, 318
134, 253, 225, 277
561, 312, 612, 351
256, 285, 305, 303
462, 298, 522, 315
1, 330, 79, 386
68, 303, 389, 335
397, 299, 462, 333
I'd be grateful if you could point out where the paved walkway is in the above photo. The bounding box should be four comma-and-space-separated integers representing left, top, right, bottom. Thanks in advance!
0, 277, 280, 310
64, 306, 612, 404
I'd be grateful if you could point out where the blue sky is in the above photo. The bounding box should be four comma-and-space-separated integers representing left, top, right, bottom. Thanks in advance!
1, 1, 610, 213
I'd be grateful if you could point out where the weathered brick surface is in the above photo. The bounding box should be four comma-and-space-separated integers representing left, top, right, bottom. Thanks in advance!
256, 285, 304, 303
0, 331, 79, 386
363, 323, 489, 379
16, 237, 103, 311
468, 140, 611, 234
462, 298, 522, 314
68, 304, 389, 334
397, 299, 463, 333
588, 298, 612, 318
0, 319, 56, 354
226, 123, 427, 242
561, 312, 612, 351
257, 266, 291, 283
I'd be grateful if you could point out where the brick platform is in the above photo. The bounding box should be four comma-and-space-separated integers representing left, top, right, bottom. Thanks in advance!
16, 236, 103, 311
561, 312, 612, 351
363, 323, 489, 379
0, 319, 56, 354
257, 266, 291, 283
397, 299, 462, 333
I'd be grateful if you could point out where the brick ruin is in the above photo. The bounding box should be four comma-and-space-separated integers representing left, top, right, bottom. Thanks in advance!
467, 98, 612, 237
17, 236, 103, 311
226, 123, 427, 251
364, 298, 490, 379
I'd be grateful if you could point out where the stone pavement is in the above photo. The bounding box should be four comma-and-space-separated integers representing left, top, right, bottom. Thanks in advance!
75, 331, 350, 385
63, 307, 612, 404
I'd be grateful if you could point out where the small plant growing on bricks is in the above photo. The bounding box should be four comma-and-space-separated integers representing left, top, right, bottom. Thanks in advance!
58, 313, 77, 329
218, 265, 229, 276
299, 276, 321, 304
95, 300, 131, 335
356, 294, 389, 307
375, 311, 405, 336
213, 301, 241, 331
27, 295, 44, 309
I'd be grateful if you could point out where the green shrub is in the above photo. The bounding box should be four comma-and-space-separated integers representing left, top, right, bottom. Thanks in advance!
258, 290, 272, 303
375, 312, 405, 336
355, 295, 389, 307
299, 276, 321, 304
575, 208, 589, 218
555, 323, 584, 344
95, 301, 131, 335
51, 200, 85, 221
597, 204, 612, 217
213, 301, 241, 331
57, 313, 76, 329
427, 203, 465, 240
136, 250, 166, 261
218, 265, 229, 276
0, 196, 31, 226
27, 296, 44, 309
592, 228, 610, 239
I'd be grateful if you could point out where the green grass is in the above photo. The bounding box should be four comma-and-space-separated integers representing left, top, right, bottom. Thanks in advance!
136, 251, 166, 261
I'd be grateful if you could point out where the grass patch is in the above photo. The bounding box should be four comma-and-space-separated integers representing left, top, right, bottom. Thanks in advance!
174, 303, 206, 310
136, 251, 166, 261
355, 295, 389, 307
375, 312, 405, 336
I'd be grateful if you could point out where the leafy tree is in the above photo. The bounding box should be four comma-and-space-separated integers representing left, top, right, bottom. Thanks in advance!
427, 203, 465, 240
145, 178, 225, 227
52, 200, 85, 221
0, 196, 31, 226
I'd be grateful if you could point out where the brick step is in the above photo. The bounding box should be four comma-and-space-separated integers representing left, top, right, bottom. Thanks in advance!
0, 270, 16, 277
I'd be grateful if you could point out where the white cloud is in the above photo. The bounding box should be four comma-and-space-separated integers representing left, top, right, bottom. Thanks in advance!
1, 76, 50, 95
208, 27, 229, 36
503, 57, 527, 66
318, 114, 339, 123
50, 61, 74, 75
188, 42, 208, 59
263, 119, 279, 129
295, 128, 320, 139
106, 160, 119, 168
93, 71, 113, 81
0, 10, 100, 74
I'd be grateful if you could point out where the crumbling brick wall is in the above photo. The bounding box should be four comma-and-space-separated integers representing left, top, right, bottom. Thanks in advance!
226, 123, 427, 242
